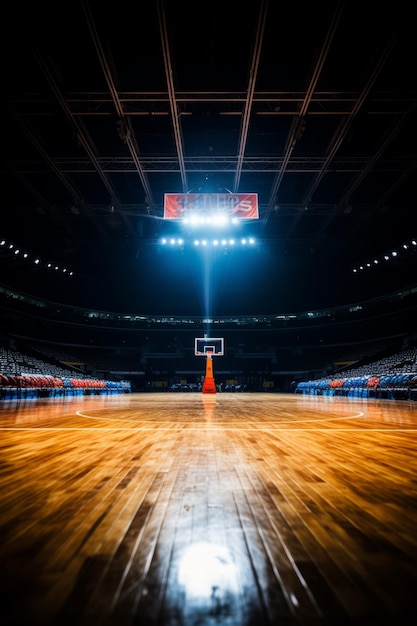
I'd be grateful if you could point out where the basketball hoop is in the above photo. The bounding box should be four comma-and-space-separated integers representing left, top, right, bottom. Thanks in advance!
194, 337, 224, 394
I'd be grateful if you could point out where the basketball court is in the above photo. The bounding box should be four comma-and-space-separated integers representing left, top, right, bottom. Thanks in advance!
1, 391, 417, 625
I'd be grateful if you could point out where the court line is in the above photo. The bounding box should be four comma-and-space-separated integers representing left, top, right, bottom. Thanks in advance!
74, 410, 366, 423
0, 426, 417, 434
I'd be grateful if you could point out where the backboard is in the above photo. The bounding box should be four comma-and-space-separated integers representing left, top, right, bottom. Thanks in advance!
195, 337, 224, 356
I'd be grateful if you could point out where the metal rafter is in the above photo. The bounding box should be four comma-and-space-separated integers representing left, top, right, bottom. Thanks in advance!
32, 46, 124, 239
264, 0, 345, 228
292, 33, 398, 240
5, 95, 106, 239
157, 0, 187, 192
233, 0, 269, 192
2, 150, 78, 239
81, 0, 156, 221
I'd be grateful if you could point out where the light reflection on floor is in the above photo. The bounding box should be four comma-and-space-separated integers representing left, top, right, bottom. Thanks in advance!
177, 541, 241, 621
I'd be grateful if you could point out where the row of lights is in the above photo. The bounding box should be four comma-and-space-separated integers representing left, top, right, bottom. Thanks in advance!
160, 237, 256, 248
352, 239, 417, 273
182, 214, 240, 226
0, 239, 74, 276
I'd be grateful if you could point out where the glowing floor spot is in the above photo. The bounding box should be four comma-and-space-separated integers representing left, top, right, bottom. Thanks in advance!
178, 541, 239, 601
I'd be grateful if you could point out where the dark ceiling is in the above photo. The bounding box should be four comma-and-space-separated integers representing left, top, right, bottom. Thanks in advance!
1, 0, 416, 317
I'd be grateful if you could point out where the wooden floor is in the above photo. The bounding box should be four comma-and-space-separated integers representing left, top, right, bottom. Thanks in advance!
1, 392, 417, 626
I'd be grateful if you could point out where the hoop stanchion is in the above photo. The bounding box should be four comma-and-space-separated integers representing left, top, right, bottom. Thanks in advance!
195, 338, 224, 395
202, 351, 216, 394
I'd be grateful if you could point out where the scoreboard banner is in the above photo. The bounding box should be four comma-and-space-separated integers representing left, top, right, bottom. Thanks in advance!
163, 193, 259, 219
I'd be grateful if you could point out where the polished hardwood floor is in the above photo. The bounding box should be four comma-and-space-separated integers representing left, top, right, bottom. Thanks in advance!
1, 392, 417, 625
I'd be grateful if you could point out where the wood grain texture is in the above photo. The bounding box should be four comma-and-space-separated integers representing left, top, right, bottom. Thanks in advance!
0, 392, 416, 625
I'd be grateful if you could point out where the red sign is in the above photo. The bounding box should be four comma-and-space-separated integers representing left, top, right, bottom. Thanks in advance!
164, 193, 259, 219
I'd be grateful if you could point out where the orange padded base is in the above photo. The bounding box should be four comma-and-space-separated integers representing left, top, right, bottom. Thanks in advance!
202, 377, 216, 394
